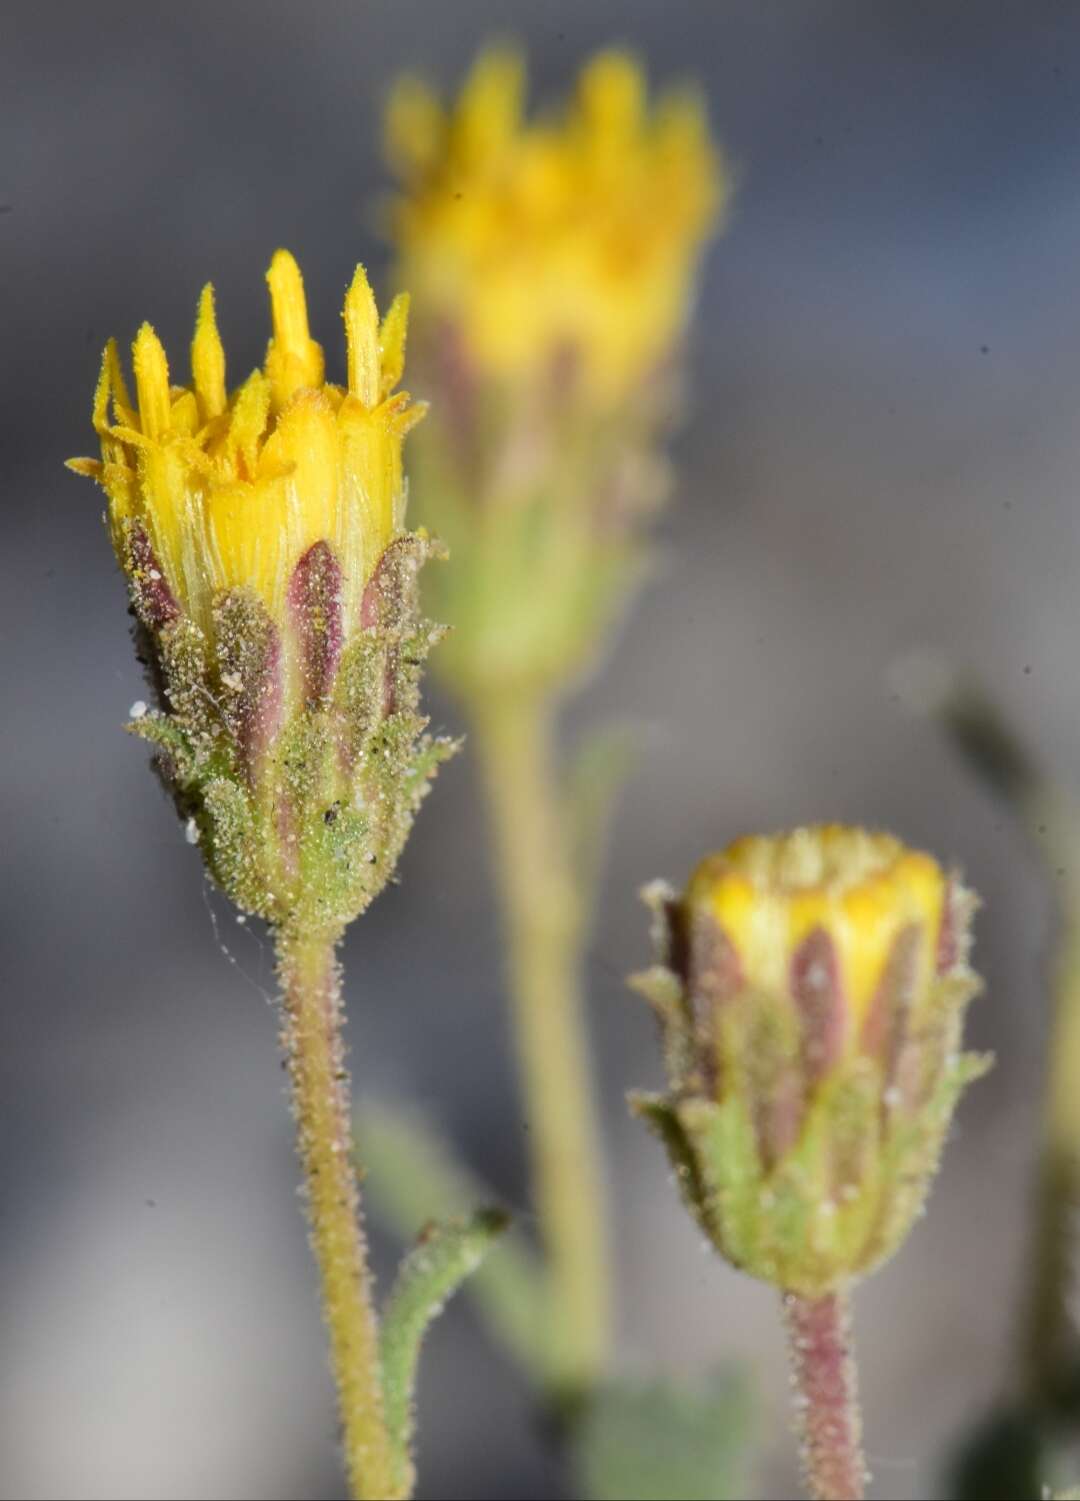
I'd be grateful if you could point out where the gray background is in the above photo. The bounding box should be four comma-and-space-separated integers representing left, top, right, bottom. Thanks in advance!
3, 3, 1079, 1496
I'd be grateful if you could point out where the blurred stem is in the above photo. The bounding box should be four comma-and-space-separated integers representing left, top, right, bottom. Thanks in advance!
277, 925, 403, 1501
473, 689, 611, 1398
782, 1288, 866, 1501
921, 671, 1080, 1403
1022, 799, 1080, 1403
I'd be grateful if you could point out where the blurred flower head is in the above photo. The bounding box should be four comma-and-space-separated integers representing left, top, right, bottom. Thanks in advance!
633, 825, 989, 1296
386, 46, 725, 408
385, 48, 726, 700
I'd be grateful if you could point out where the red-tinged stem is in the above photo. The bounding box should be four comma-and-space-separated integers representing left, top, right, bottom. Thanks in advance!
782, 1288, 867, 1501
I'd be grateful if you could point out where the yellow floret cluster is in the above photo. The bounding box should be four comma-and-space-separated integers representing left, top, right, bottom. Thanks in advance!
686, 824, 947, 1023
386, 48, 724, 405
69, 251, 423, 638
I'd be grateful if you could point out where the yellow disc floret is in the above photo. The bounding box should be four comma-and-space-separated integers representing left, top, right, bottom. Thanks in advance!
386, 47, 725, 406
687, 825, 947, 1025
69, 251, 424, 638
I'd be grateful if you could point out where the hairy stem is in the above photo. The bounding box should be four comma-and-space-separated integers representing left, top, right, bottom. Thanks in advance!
277, 926, 403, 1500
783, 1289, 866, 1501
474, 691, 611, 1397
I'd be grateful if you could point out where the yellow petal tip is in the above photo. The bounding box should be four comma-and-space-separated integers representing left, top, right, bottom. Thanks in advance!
265, 249, 323, 407
344, 263, 379, 408
192, 283, 227, 420
132, 322, 171, 440
266, 250, 308, 348
378, 291, 411, 396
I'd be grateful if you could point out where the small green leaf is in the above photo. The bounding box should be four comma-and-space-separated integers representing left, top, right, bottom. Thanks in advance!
379, 1210, 508, 1483
356, 1098, 550, 1380
628, 1092, 711, 1241
127, 709, 191, 755
573, 1368, 755, 1501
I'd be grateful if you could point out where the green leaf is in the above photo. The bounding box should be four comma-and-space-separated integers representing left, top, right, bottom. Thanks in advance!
379, 1210, 508, 1483
356, 1098, 550, 1381
628, 1092, 712, 1242
573, 1368, 755, 1501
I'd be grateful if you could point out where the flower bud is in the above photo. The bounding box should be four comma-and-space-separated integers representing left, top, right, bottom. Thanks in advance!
631, 825, 990, 1296
69, 253, 453, 931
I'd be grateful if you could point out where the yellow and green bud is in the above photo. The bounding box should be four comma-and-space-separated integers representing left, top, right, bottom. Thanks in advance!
69, 252, 453, 931
632, 825, 990, 1296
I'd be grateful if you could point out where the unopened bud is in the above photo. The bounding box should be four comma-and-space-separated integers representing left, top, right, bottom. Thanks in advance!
631, 825, 990, 1296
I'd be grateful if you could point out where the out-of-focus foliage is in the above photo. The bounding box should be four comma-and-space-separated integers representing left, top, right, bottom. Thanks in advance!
572, 1368, 755, 1501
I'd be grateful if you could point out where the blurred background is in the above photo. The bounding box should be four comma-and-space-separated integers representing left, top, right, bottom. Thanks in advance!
3, 2, 1080, 1496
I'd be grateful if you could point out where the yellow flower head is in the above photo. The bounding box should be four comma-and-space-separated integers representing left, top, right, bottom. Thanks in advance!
686, 824, 948, 1036
386, 47, 724, 405
69, 251, 424, 637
